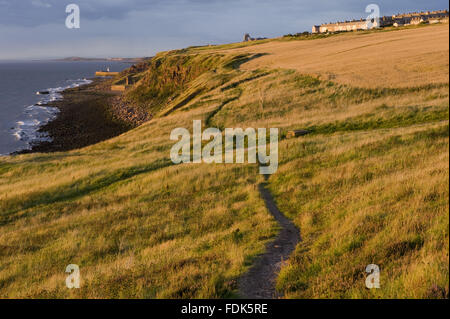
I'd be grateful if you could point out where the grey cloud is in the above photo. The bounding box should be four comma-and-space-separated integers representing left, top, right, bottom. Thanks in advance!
0, 0, 447, 27
0, 0, 244, 26
0, 0, 448, 59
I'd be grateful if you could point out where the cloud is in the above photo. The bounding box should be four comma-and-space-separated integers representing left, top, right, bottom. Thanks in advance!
31, 0, 51, 8
0, 0, 237, 27
1, 0, 448, 27
0, 0, 448, 59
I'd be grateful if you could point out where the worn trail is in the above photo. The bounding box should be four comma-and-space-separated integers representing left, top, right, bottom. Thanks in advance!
238, 182, 300, 299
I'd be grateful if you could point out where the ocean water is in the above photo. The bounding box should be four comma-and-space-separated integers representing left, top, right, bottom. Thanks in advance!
0, 61, 130, 155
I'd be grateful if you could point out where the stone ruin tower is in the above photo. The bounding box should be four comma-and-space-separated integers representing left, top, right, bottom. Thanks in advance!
243, 33, 254, 42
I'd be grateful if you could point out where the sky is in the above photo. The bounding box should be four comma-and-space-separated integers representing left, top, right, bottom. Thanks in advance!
0, 0, 448, 60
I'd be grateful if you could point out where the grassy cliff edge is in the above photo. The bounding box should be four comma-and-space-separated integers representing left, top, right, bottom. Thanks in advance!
0, 24, 448, 298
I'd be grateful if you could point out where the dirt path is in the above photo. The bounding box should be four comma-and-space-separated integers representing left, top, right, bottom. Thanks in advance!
238, 182, 300, 299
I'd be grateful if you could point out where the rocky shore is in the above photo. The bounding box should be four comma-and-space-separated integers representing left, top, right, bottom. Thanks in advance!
18, 78, 151, 154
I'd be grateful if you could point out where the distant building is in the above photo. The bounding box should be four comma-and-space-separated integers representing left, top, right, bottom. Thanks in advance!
243, 33, 253, 41
312, 25, 321, 33
312, 9, 448, 34
392, 10, 449, 27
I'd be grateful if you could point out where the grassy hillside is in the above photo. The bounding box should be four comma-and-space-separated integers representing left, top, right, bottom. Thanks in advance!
0, 23, 448, 298
273, 124, 448, 298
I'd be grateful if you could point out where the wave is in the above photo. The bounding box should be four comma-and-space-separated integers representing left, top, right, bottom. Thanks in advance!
11, 78, 93, 152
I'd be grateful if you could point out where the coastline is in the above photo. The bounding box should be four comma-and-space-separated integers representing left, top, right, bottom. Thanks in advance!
16, 78, 151, 154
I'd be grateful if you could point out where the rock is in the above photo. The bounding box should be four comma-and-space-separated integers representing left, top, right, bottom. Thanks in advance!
286, 130, 311, 138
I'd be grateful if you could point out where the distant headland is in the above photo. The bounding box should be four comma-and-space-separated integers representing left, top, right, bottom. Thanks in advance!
54, 57, 148, 62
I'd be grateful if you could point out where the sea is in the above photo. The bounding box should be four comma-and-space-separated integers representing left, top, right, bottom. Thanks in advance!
0, 60, 130, 155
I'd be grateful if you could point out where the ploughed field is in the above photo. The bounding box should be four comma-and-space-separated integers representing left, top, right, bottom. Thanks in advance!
0, 23, 448, 298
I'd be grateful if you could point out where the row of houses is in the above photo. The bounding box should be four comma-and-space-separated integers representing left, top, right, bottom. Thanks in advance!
392, 10, 449, 26
312, 9, 449, 34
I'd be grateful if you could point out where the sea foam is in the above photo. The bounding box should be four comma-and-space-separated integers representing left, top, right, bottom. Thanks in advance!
12, 78, 93, 151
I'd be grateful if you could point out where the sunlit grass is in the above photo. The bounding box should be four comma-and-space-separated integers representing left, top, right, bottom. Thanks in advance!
0, 24, 448, 298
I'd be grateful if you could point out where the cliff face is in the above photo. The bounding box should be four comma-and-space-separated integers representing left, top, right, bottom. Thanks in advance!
124, 53, 225, 114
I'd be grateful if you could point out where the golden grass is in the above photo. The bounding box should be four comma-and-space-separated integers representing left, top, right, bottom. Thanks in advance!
0, 24, 448, 298
0, 110, 277, 298
230, 23, 449, 88
271, 123, 449, 298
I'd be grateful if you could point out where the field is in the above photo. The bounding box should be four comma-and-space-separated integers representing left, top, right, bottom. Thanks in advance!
235, 23, 449, 88
0, 23, 448, 298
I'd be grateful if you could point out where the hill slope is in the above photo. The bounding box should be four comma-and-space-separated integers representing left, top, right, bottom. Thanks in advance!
0, 23, 448, 298
235, 23, 449, 88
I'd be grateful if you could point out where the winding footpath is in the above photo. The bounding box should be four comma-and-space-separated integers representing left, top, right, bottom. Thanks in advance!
238, 182, 301, 299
